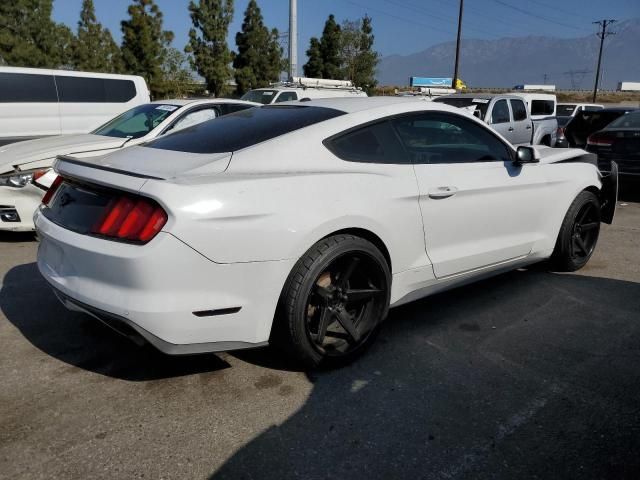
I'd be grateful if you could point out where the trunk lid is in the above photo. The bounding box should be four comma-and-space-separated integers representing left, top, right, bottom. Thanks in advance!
0, 134, 128, 174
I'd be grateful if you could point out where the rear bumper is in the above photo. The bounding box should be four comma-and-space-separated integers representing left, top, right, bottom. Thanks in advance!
0, 184, 43, 231
35, 208, 295, 353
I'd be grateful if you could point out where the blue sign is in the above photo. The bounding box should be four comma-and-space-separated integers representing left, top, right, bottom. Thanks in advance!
410, 77, 452, 87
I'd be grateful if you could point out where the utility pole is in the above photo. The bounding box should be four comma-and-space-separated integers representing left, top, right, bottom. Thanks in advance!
289, 0, 297, 80
592, 19, 616, 102
451, 0, 464, 90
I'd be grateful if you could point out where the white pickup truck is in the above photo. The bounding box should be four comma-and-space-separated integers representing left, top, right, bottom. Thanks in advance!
434, 93, 558, 146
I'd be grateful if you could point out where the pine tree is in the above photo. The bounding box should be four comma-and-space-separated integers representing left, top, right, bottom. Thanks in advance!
233, 0, 282, 94
319, 14, 342, 80
0, 0, 74, 68
121, 0, 174, 97
303, 37, 323, 78
73, 0, 123, 73
186, 0, 234, 98
340, 15, 379, 92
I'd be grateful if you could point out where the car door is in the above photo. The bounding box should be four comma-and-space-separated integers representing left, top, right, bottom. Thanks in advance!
509, 98, 533, 145
488, 98, 515, 143
393, 111, 550, 279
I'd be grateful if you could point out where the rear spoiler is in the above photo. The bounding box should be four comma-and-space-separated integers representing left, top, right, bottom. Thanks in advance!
56, 155, 165, 180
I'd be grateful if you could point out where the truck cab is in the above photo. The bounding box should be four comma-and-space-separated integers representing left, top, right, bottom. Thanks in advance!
434, 94, 533, 146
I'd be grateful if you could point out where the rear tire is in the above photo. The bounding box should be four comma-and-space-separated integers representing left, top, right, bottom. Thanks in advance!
550, 191, 601, 272
272, 234, 391, 369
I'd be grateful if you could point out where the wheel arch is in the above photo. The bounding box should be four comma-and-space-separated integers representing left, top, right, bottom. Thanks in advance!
319, 227, 392, 273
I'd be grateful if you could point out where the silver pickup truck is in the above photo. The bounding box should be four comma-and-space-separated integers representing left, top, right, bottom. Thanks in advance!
434, 93, 558, 147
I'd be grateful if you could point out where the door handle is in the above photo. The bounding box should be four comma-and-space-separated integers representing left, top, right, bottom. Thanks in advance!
508, 127, 514, 131
526, 125, 532, 129
428, 186, 458, 199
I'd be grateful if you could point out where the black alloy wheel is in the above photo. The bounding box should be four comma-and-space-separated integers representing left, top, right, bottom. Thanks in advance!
274, 234, 391, 368
551, 190, 601, 272
305, 252, 387, 357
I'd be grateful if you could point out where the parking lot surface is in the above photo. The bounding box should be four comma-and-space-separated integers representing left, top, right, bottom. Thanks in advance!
1, 200, 639, 480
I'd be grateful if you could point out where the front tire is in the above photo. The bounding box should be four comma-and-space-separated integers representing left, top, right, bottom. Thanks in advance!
272, 234, 391, 369
550, 190, 601, 272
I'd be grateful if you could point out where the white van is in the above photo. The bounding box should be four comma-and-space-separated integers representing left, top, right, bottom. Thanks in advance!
240, 77, 367, 105
0, 67, 150, 146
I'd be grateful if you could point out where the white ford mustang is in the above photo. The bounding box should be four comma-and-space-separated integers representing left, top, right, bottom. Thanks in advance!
34, 97, 618, 367
0, 98, 258, 231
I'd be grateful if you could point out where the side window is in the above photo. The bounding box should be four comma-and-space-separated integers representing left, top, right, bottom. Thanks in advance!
56, 76, 136, 103
325, 121, 408, 164
275, 91, 298, 103
0, 73, 58, 103
491, 99, 511, 124
510, 99, 528, 121
169, 107, 219, 133
392, 112, 512, 164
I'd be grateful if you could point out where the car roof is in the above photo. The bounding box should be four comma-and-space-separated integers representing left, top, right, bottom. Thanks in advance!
149, 98, 260, 107
599, 107, 637, 112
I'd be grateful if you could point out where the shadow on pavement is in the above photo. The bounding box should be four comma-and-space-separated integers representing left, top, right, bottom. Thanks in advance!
619, 180, 640, 203
0, 262, 230, 381
0, 231, 37, 243
212, 268, 640, 480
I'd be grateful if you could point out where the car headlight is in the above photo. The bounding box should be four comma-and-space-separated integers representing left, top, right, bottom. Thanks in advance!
0, 169, 48, 188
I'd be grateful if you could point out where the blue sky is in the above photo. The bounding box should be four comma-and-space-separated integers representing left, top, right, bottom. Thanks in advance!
53, 0, 640, 71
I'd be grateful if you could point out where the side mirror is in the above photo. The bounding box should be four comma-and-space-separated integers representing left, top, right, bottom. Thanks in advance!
515, 146, 539, 165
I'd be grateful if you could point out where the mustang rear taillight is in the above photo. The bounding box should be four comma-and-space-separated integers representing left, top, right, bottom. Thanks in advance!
587, 132, 615, 147
42, 175, 64, 206
92, 195, 168, 243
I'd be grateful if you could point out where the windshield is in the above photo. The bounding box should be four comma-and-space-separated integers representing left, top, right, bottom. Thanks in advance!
433, 97, 490, 119
557, 116, 572, 127
92, 103, 181, 139
605, 111, 640, 129
557, 104, 576, 116
240, 89, 278, 105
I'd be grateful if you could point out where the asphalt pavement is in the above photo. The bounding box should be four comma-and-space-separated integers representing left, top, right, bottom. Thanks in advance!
1, 197, 639, 480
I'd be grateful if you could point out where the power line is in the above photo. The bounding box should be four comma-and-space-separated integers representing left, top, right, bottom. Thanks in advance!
491, 0, 591, 33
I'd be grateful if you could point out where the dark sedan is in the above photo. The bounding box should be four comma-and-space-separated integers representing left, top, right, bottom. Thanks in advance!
558, 107, 636, 149
586, 110, 640, 178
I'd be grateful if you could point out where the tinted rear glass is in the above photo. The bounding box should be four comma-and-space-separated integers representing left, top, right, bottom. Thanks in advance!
606, 111, 640, 129
531, 100, 555, 116
0, 72, 58, 102
148, 105, 344, 154
56, 76, 136, 103
557, 104, 576, 116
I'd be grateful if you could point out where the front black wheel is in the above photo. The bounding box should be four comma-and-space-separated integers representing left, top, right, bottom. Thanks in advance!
550, 190, 601, 272
273, 234, 391, 368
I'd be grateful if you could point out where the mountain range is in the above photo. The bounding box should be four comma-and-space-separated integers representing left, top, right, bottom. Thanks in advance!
376, 18, 640, 89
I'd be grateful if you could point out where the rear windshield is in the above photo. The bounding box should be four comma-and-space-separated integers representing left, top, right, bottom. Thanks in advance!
575, 111, 630, 131
605, 111, 640, 129
557, 116, 571, 127
530, 100, 555, 116
557, 104, 576, 116
240, 89, 279, 105
434, 97, 490, 119
147, 105, 344, 154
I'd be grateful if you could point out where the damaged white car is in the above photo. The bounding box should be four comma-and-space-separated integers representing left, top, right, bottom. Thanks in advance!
35, 97, 618, 367
0, 99, 258, 231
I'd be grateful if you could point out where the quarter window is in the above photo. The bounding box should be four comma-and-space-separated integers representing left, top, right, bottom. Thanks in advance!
56, 76, 136, 103
0, 73, 58, 103
392, 112, 512, 164
510, 99, 528, 121
325, 121, 408, 164
491, 100, 511, 124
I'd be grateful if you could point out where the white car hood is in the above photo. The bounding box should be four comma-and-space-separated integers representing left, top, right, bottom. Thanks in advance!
533, 146, 592, 164
0, 134, 128, 174
61, 145, 232, 180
